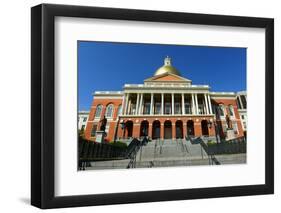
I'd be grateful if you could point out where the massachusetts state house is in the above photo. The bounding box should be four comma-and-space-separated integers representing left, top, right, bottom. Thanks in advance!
84, 56, 246, 142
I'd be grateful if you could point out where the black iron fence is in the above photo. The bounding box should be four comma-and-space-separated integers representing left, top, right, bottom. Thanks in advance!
78, 137, 143, 170
79, 138, 127, 161
202, 137, 246, 155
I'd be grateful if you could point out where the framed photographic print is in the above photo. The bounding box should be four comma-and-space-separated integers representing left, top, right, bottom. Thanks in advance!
31, 3, 274, 209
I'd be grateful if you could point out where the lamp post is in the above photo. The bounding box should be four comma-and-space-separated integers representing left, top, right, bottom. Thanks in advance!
207, 120, 212, 129
113, 117, 120, 143
213, 119, 221, 144
120, 120, 126, 140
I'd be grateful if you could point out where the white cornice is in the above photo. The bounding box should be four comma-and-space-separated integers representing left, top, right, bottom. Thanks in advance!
93, 91, 123, 96
120, 114, 215, 118
78, 111, 90, 114
210, 92, 236, 99
123, 84, 210, 93
124, 84, 209, 89
94, 96, 123, 99
236, 91, 247, 95
238, 109, 247, 113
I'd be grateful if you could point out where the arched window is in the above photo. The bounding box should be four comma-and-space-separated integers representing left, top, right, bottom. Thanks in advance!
229, 105, 234, 117
105, 104, 114, 118
95, 105, 102, 118
117, 105, 122, 116
218, 104, 225, 117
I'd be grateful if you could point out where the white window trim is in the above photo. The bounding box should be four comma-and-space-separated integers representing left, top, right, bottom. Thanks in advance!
229, 105, 235, 118
95, 105, 103, 119
105, 104, 114, 118
219, 104, 225, 119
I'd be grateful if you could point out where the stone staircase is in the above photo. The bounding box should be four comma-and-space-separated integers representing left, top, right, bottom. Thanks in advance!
134, 138, 210, 168
86, 137, 213, 170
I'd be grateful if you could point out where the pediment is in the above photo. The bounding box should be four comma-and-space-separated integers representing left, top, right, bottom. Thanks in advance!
144, 73, 191, 82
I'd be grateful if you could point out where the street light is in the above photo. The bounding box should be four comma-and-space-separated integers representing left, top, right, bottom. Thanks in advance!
120, 120, 126, 139
207, 120, 212, 128
213, 119, 221, 144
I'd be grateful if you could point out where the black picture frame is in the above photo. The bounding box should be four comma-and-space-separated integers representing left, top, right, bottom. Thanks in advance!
31, 3, 274, 209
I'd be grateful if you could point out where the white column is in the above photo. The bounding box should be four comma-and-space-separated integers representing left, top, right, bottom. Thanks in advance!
181, 93, 185, 115
139, 93, 143, 115
161, 93, 164, 115
192, 94, 196, 115
124, 93, 129, 115
121, 94, 125, 115
238, 95, 244, 109
135, 93, 140, 115
128, 99, 131, 115
195, 94, 199, 115
150, 93, 154, 115
172, 93, 174, 115
204, 94, 209, 114
208, 94, 213, 114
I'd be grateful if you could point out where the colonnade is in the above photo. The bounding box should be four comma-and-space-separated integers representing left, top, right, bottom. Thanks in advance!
122, 93, 213, 116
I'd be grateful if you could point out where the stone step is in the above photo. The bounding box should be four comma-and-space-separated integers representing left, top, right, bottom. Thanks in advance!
135, 158, 210, 168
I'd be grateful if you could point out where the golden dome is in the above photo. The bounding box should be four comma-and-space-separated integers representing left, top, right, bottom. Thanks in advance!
154, 56, 181, 76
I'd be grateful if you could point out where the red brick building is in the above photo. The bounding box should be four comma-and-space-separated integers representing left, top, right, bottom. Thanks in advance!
84, 56, 244, 142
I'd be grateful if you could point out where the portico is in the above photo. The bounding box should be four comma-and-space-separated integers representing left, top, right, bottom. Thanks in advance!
123, 92, 213, 116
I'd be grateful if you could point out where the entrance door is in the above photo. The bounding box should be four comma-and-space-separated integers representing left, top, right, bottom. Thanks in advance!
140, 120, 149, 137
152, 120, 160, 139
201, 120, 209, 136
164, 120, 172, 139
187, 120, 194, 136
175, 120, 183, 139
126, 121, 134, 138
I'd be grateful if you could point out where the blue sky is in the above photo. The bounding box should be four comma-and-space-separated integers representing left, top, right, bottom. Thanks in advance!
78, 41, 246, 111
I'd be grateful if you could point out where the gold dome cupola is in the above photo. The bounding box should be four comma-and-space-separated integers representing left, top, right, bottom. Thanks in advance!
154, 56, 181, 76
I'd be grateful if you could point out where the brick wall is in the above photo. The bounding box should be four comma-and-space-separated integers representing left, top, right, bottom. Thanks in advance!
85, 98, 122, 141
212, 98, 244, 138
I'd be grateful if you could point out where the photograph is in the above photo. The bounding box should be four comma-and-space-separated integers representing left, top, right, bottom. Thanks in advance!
78, 41, 247, 170
29, 2, 274, 209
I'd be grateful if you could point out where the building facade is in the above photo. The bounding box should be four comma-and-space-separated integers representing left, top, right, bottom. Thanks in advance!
236, 91, 247, 136
78, 111, 90, 131
85, 57, 245, 142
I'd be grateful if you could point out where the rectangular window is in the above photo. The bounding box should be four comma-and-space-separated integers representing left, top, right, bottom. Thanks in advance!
174, 102, 181, 114
83, 117, 87, 122
81, 125, 85, 131
130, 104, 136, 115
154, 102, 161, 114
165, 103, 171, 114
185, 103, 191, 114
232, 122, 238, 134
91, 124, 97, 137
143, 103, 150, 114
198, 104, 204, 114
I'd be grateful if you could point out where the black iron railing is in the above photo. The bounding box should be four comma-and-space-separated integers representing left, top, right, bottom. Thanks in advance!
202, 137, 246, 155
79, 137, 145, 170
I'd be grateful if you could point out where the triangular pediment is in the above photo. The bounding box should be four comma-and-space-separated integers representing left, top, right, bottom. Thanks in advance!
144, 73, 191, 83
